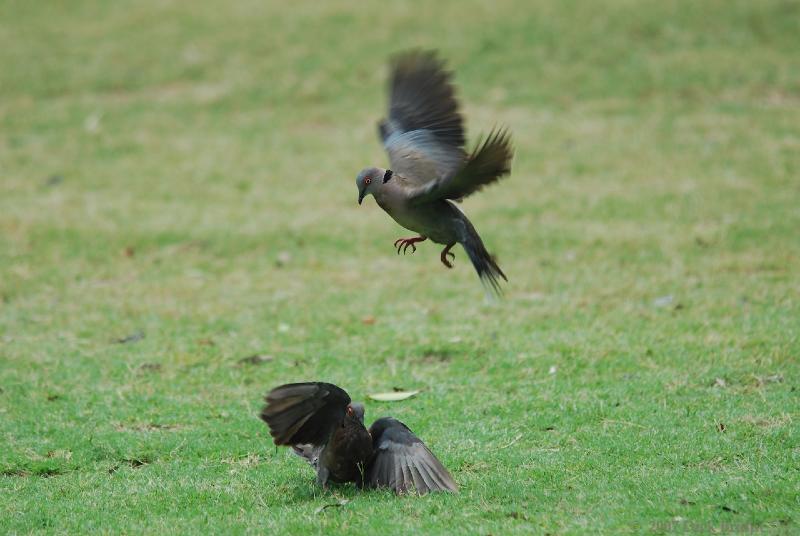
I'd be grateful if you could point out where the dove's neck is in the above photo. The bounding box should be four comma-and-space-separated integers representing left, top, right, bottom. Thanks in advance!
373, 181, 405, 214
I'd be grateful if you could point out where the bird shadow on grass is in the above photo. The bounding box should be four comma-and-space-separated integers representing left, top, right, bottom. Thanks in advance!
284, 478, 396, 506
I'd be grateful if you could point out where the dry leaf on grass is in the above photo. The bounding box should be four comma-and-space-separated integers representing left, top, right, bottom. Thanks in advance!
368, 390, 420, 402
115, 331, 145, 344
237, 354, 273, 366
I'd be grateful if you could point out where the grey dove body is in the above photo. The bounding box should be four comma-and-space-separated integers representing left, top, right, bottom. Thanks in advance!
356, 50, 513, 294
370, 172, 463, 246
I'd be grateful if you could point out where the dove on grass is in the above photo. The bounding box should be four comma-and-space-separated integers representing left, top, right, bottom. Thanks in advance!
356, 50, 513, 294
261, 382, 458, 495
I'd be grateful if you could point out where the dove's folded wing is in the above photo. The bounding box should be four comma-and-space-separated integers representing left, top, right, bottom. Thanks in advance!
367, 417, 458, 495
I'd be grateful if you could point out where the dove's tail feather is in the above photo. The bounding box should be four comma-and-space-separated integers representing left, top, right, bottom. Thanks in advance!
461, 228, 507, 296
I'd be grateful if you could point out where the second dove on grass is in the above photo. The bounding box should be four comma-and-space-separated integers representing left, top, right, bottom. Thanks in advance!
356, 50, 514, 294
261, 382, 457, 495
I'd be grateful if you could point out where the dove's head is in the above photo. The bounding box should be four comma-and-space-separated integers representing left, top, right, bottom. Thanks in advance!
356, 167, 393, 205
346, 402, 366, 424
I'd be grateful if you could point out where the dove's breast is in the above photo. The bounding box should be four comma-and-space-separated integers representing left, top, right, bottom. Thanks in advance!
375, 188, 461, 245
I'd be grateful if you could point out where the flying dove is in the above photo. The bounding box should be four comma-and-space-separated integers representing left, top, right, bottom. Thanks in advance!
356, 50, 513, 294
260, 382, 458, 495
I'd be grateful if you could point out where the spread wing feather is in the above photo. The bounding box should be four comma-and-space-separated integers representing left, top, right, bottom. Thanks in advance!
260, 382, 351, 446
379, 50, 466, 185
367, 417, 458, 495
408, 128, 513, 204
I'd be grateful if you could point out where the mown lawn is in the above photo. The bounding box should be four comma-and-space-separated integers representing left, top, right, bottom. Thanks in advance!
1, 0, 798, 533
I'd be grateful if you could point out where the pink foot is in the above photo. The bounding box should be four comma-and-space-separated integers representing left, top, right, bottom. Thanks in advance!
393, 236, 427, 255
440, 243, 456, 268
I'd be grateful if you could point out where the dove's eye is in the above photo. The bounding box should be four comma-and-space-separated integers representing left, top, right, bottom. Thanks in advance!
364, 176, 372, 185
346, 406, 354, 416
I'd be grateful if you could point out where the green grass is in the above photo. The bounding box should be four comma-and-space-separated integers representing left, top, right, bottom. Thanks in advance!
1, 0, 799, 533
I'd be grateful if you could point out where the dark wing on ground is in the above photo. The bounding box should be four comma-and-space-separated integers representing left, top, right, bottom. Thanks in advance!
260, 382, 351, 446
367, 417, 458, 495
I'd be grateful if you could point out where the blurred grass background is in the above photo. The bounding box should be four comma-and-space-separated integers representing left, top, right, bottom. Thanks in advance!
1, 0, 798, 533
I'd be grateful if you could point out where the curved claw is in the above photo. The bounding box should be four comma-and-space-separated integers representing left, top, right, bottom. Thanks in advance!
392, 236, 426, 255
440, 244, 456, 269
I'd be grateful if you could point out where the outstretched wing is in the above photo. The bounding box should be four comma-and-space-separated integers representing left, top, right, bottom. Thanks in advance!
379, 50, 466, 186
260, 382, 351, 446
408, 128, 513, 204
367, 417, 458, 495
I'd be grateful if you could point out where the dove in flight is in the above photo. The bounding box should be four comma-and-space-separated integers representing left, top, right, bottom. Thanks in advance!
356, 50, 513, 294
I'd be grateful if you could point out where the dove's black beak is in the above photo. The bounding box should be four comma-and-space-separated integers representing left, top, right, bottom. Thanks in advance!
358, 190, 366, 205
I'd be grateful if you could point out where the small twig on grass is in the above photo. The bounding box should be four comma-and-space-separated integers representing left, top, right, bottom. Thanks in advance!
498, 433, 523, 449
601, 419, 646, 429
169, 438, 188, 457
314, 499, 349, 514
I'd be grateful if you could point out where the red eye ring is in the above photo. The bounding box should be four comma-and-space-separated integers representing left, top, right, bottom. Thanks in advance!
346, 405, 354, 416
364, 177, 372, 185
